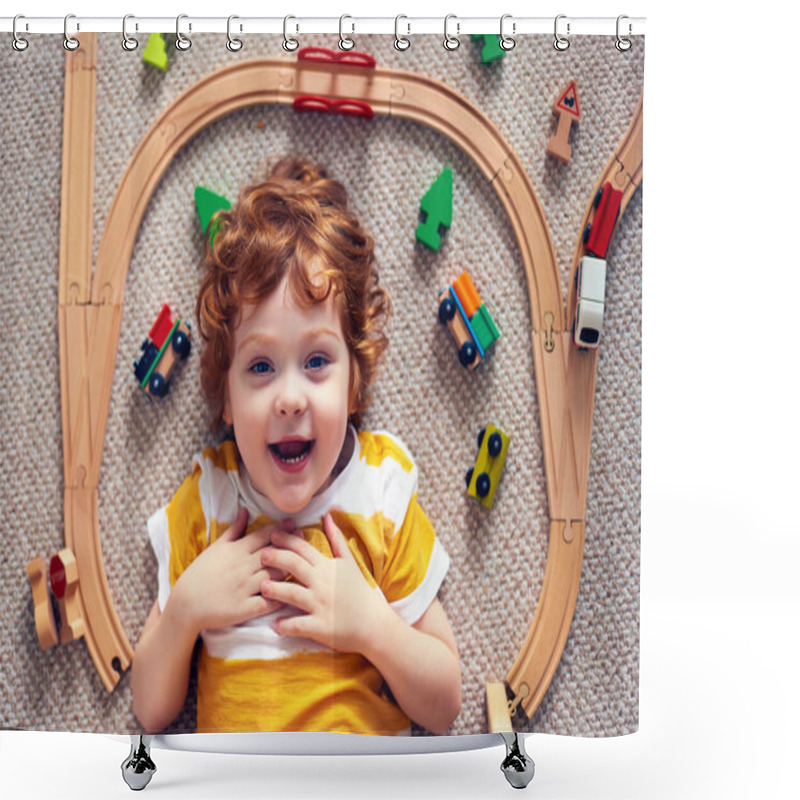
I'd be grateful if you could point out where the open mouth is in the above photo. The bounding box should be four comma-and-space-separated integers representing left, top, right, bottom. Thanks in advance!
269, 439, 314, 466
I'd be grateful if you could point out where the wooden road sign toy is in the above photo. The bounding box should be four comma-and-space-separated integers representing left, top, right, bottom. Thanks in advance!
546, 80, 581, 163
45, 37, 643, 766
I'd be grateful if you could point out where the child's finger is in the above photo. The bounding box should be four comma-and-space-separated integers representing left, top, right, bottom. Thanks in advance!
261, 579, 314, 614
273, 612, 318, 641
243, 594, 283, 621
241, 519, 295, 553
218, 508, 249, 542
261, 545, 314, 586
323, 512, 351, 560
243, 525, 281, 553
270, 528, 324, 565
264, 565, 288, 583
248, 569, 287, 598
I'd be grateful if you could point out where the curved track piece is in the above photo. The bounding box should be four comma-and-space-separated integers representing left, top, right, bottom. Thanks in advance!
506, 91, 643, 718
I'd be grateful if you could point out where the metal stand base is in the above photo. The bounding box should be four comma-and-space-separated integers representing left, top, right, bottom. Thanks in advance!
119, 732, 531, 789
121, 735, 157, 791
499, 732, 535, 789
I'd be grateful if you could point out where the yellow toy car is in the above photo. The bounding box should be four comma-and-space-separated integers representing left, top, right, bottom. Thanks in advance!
465, 424, 510, 509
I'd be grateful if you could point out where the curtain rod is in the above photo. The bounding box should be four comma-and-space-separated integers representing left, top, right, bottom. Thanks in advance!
1, 16, 646, 37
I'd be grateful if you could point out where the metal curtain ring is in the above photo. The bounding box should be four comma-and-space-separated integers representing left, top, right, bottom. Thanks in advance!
500, 14, 516, 51
226, 15, 243, 52
12, 15, 29, 51
282, 15, 299, 52
443, 14, 460, 51
339, 15, 355, 51
394, 15, 410, 51
554, 14, 570, 51
63, 13, 80, 51
122, 14, 138, 51
616, 15, 632, 51
175, 14, 192, 51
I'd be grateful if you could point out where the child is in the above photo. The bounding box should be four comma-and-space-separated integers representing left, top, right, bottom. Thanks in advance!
132, 158, 461, 736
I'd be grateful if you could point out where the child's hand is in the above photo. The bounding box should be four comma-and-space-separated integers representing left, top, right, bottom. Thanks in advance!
170, 508, 290, 637
260, 512, 388, 653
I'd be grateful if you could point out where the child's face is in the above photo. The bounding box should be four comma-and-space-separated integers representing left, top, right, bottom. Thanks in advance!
223, 271, 352, 515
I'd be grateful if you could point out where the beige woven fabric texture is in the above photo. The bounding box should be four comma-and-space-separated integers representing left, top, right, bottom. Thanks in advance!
0, 33, 643, 736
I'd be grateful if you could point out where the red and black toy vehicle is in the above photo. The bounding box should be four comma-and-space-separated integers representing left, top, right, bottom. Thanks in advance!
582, 181, 623, 258
572, 182, 624, 350
133, 304, 191, 399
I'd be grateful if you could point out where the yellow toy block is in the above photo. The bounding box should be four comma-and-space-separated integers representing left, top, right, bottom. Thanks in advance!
466, 424, 510, 509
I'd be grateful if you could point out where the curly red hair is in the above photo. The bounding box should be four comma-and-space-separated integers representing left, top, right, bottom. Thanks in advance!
196, 157, 391, 431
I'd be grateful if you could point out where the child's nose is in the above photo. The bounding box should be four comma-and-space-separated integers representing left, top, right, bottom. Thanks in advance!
274, 373, 307, 417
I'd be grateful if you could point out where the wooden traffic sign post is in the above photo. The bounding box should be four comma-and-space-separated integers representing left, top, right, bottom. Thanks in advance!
547, 80, 581, 164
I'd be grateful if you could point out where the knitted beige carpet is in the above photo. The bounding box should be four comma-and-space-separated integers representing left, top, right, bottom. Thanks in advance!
0, 33, 643, 736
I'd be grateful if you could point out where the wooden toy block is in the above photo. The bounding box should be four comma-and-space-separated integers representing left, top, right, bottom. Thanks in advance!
50, 549, 85, 643
471, 34, 506, 64
26, 557, 58, 650
453, 270, 482, 318
547, 81, 581, 164
416, 167, 453, 251
485, 682, 513, 733
142, 33, 168, 71
466, 424, 510, 509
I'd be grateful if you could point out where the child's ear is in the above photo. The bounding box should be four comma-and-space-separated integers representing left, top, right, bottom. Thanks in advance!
223, 395, 232, 426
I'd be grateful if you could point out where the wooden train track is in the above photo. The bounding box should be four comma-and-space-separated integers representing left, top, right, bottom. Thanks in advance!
56, 43, 642, 720
506, 93, 643, 719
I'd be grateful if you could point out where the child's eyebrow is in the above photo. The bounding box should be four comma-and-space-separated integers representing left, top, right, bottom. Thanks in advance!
238, 327, 341, 351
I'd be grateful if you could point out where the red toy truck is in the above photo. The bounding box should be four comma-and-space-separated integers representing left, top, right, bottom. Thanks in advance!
583, 182, 623, 258
133, 304, 191, 399
573, 182, 624, 349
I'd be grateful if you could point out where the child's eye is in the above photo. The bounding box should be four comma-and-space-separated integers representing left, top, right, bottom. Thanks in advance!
248, 361, 273, 375
306, 354, 329, 370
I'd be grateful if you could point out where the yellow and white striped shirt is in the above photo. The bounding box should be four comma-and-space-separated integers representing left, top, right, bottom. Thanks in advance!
148, 427, 450, 734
